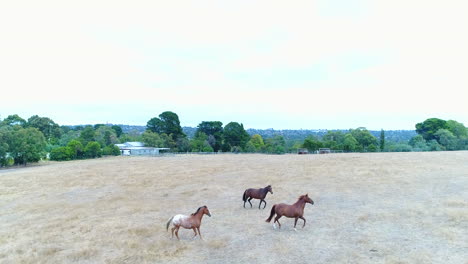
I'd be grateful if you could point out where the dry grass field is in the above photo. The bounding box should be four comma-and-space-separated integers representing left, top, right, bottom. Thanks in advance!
1, 152, 467, 264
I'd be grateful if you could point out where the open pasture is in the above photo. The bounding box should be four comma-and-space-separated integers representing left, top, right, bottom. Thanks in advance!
1, 152, 467, 263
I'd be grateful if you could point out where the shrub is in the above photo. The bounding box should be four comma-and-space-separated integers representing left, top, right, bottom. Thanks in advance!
103, 145, 121, 156
84, 141, 102, 158
50, 146, 73, 161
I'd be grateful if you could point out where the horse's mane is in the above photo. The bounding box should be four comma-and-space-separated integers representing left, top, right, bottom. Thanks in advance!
191, 206, 206, 215
298, 194, 306, 200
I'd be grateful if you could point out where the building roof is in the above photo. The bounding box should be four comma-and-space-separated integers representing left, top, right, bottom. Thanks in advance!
115, 142, 170, 150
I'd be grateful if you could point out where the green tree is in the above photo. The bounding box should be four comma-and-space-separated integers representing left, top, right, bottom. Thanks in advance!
141, 131, 164, 147
223, 122, 250, 151
79, 126, 96, 146
387, 143, 412, 152
190, 132, 214, 152
0, 129, 10, 166
94, 124, 106, 130
409, 135, 428, 151
84, 141, 102, 158
244, 141, 257, 153
380, 129, 385, 151
2, 114, 27, 127
434, 129, 457, 150
27, 115, 62, 143
95, 126, 118, 147
59, 130, 81, 146
350, 127, 378, 151
264, 135, 286, 154
146, 111, 185, 140
176, 137, 190, 152
415, 118, 448, 141
302, 136, 322, 152
8, 127, 46, 165
322, 131, 345, 150
249, 134, 265, 152
446, 120, 467, 139
103, 145, 121, 156
111, 125, 123, 138
343, 134, 358, 152
67, 140, 84, 159
50, 147, 73, 161
196, 121, 223, 151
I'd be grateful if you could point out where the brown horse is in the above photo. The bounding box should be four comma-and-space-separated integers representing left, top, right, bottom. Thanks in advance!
166, 206, 211, 240
243, 185, 273, 209
266, 194, 314, 230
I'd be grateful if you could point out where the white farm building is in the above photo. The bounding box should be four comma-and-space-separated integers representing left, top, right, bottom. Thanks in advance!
115, 142, 170, 156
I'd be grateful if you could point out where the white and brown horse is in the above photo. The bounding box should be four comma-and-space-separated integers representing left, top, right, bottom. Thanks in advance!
166, 206, 211, 240
266, 194, 314, 230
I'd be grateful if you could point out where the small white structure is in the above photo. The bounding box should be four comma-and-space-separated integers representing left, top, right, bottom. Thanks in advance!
115, 142, 170, 156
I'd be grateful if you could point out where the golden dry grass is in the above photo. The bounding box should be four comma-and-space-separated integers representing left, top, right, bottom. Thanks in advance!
1, 152, 467, 263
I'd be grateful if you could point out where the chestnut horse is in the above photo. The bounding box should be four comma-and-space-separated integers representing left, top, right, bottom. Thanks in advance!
166, 206, 211, 240
266, 194, 314, 230
242, 185, 273, 209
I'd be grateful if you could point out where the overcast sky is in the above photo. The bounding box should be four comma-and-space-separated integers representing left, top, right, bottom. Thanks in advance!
1, 0, 467, 130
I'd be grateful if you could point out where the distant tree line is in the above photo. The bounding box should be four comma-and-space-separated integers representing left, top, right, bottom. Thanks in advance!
1, 112, 467, 167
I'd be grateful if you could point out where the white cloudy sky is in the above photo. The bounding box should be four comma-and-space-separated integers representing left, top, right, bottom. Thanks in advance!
1, 0, 467, 130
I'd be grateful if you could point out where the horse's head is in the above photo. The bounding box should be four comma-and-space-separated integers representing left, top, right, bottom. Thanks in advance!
267, 185, 273, 194
202, 205, 211, 217
301, 194, 314, 205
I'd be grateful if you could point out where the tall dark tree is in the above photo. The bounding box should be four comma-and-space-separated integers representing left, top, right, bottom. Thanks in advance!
196, 121, 223, 151
223, 122, 250, 151
146, 111, 185, 140
111, 125, 123, 138
380, 129, 385, 151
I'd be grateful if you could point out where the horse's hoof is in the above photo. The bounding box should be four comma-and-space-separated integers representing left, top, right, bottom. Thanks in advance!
294, 228, 297, 232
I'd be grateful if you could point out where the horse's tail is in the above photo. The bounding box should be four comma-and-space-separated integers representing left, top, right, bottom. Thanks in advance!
266, 205, 276, 222
242, 190, 248, 202
166, 216, 174, 231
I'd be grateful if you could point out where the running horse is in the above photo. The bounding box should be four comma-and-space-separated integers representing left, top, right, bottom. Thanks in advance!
266, 194, 314, 230
242, 185, 273, 209
166, 206, 211, 240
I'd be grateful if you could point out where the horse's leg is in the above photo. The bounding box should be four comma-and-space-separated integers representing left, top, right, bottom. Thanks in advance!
262, 199, 267, 209
300, 216, 307, 228
192, 227, 197, 238
294, 217, 299, 231
197, 227, 202, 240
175, 226, 180, 240
248, 197, 253, 208
258, 199, 263, 209
274, 215, 282, 229
171, 226, 176, 238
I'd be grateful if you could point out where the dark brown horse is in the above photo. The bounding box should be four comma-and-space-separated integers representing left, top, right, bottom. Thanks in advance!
243, 185, 273, 209
166, 206, 211, 240
266, 194, 314, 230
